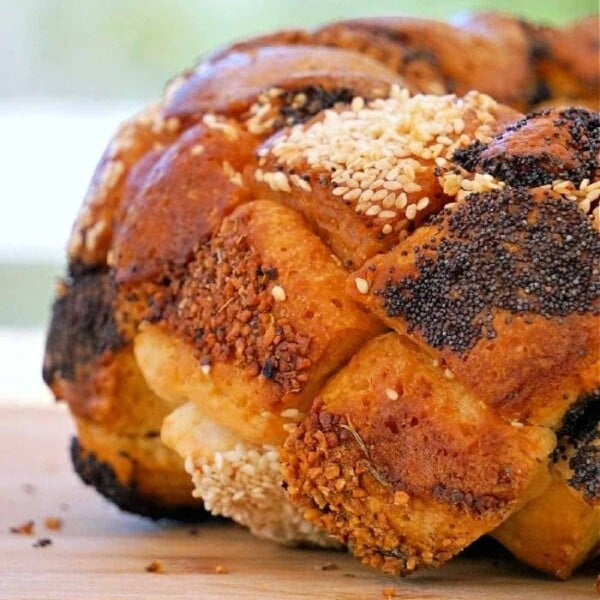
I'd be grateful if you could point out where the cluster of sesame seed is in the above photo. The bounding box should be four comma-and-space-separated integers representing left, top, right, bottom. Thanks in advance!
256, 85, 500, 237
184, 444, 338, 547
202, 113, 239, 141
246, 87, 285, 136
437, 169, 505, 203
546, 179, 600, 229
68, 103, 180, 258
161, 227, 313, 395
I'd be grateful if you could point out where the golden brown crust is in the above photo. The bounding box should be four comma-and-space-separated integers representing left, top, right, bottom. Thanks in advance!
348, 187, 600, 427
492, 472, 600, 579
534, 16, 600, 109
68, 104, 182, 266
113, 120, 257, 283
492, 390, 600, 580
44, 10, 600, 566
163, 45, 403, 124
283, 333, 555, 575
326, 17, 532, 109
73, 420, 202, 514
136, 200, 382, 444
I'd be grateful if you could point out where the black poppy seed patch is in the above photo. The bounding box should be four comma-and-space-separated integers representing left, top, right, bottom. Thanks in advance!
380, 188, 600, 354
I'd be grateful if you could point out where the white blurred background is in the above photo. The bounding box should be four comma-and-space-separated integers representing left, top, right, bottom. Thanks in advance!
0, 0, 596, 403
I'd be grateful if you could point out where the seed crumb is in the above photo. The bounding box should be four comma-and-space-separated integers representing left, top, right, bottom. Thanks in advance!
10, 520, 34, 535
382, 588, 397, 598
315, 562, 339, 571
43, 517, 62, 531
33, 538, 52, 548
214, 564, 229, 574
145, 560, 163, 573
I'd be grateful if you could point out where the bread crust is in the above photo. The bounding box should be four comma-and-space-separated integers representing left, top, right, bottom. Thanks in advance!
43, 10, 600, 565
135, 200, 382, 445
282, 333, 555, 575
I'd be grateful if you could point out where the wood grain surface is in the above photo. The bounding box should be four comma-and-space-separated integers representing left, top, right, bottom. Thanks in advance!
1, 405, 598, 599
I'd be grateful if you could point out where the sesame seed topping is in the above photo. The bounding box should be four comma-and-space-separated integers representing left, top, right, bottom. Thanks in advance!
203, 113, 239, 141
280, 408, 302, 420
184, 442, 336, 547
264, 87, 500, 227
354, 277, 370, 294
416, 197, 430, 211
385, 388, 399, 401
405, 204, 418, 220
271, 285, 286, 302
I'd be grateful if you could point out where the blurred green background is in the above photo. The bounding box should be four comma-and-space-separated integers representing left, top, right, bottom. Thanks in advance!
3, 0, 597, 103
0, 0, 597, 329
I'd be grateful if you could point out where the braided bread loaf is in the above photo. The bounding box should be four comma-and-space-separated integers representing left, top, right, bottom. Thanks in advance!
43, 12, 599, 576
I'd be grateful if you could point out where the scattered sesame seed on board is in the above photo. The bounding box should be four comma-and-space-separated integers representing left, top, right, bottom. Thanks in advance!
315, 562, 339, 571
10, 520, 34, 535
145, 560, 163, 573
43, 517, 62, 531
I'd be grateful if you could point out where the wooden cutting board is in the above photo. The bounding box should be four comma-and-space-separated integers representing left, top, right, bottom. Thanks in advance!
1, 405, 597, 600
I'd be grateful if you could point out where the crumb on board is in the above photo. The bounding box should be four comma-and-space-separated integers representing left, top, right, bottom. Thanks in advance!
145, 560, 163, 573
44, 517, 63, 531
188, 527, 199, 536
214, 565, 229, 574
315, 562, 339, 571
33, 538, 52, 548
10, 520, 34, 535
382, 588, 397, 599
